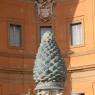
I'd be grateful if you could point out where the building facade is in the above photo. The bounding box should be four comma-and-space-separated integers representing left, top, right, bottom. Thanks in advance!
0, 0, 95, 95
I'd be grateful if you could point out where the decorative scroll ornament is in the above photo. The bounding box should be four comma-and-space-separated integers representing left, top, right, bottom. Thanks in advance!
35, 0, 55, 22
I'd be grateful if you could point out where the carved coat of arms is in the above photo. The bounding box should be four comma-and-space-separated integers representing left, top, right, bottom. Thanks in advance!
35, 0, 55, 22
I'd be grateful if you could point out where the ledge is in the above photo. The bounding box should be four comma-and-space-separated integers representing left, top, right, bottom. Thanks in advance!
0, 64, 95, 74
68, 64, 95, 73
0, 51, 36, 59
62, 49, 95, 57
0, 68, 32, 74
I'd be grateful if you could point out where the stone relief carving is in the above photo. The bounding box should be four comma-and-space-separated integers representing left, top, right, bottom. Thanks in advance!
35, 0, 55, 22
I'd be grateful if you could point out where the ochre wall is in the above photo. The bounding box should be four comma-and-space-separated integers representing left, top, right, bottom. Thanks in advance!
0, 0, 95, 95
0, 0, 36, 95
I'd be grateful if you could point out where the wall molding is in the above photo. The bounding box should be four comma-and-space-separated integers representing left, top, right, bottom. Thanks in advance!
1, 50, 95, 74
0, 63, 95, 74
15, 0, 33, 3
0, 51, 36, 59
62, 49, 95, 57
0, 68, 32, 74
68, 64, 95, 73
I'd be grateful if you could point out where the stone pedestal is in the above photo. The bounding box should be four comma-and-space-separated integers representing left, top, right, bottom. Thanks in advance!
36, 90, 63, 95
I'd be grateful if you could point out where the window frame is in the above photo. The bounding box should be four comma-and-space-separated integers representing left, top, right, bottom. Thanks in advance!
8, 22, 23, 49
40, 26, 53, 41
69, 21, 85, 48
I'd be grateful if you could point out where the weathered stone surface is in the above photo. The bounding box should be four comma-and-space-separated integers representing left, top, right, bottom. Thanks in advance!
33, 32, 67, 91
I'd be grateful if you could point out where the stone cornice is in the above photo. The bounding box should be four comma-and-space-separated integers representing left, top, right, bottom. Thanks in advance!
17, 0, 33, 3
0, 50, 95, 74
68, 64, 95, 73
1, 49, 95, 59
0, 68, 32, 74
0, 64, 95, 74
62, 49, 95, 57
0, 51, 36, 59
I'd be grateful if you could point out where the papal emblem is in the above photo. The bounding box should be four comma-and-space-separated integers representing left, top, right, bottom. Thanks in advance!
35, 0, 55, 22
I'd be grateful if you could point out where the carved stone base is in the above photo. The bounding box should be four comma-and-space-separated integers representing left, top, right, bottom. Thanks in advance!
35, 82, 64, 90
36, 90, 63, 95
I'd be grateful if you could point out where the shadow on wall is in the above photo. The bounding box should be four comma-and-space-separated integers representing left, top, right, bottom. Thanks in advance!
32, 0, 79, 95
55, 0, 79, 95
64, 0, 79, 95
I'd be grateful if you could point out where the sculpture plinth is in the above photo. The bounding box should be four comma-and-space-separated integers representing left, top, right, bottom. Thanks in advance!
33, 32, 67, 95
